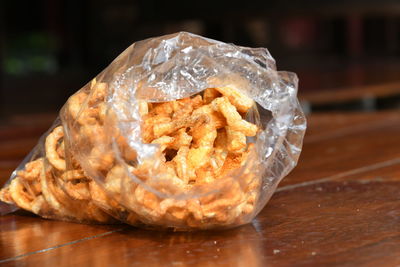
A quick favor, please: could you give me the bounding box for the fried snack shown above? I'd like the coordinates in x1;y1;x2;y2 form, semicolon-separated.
108;85;261;228
211;96;258;136
214;86;254;113
0;32;307;230
0;124;115;223
45;126;66;171
0;81;263;229
225;126;246;152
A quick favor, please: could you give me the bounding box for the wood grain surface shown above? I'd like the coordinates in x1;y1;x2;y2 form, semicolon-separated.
300;81;400;105
1;110;400;266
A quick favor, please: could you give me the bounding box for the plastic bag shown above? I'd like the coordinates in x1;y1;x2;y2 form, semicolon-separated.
0;32;306;230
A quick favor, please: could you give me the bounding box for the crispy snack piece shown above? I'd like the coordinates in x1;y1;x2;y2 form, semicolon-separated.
0;186;13;204
173;146;192;182
67;91;89;123
211;97;258;136
153;113;208;138
88;79;108;105
0;126;115;223
61;169;85;181
172;95;203;119
9;177;41;212
17;158;45;181
170;129;192;150
188;122;217;169
214;86;254;113
203;88;221;104
225;126;246;152
191;104;226;129
45;126;66;171
151;136;175;152
1;158;46;212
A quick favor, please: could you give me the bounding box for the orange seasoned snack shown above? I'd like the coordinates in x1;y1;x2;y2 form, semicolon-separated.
0;81;262;229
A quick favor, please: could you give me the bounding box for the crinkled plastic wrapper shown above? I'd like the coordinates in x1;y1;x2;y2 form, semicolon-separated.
0;32;306;230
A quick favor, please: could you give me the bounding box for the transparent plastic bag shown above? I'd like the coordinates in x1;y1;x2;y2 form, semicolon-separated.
0;32;306;230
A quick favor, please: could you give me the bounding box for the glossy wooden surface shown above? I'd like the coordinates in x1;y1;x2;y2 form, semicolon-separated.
1;111;400;266
300;81;400;106
298;63;400;103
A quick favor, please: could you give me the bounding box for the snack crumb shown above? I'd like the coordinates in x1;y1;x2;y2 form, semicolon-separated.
273;249;280;254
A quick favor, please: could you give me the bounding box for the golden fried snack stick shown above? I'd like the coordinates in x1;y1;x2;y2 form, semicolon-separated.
153;113;208;138
67;91;88;123
0;186;13;204
138;100;149;116
225;126;246;152
210;131;228;174
88;80;107;105
63;181;91;201
141;115;171;143
203;88;221;104
172;146;192;182
151;136;175;152
188;122;217;170
191;104;226;129
214;86;254;113
211;97;258;136
169;129;192;150
9;178;37;212
45;126;66;171
171;95;203;119
61;169;85;181
17;158;45;181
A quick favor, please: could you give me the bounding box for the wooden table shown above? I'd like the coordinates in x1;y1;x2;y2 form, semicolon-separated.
297;63;400;112
300;81;400;112
1;110;400;266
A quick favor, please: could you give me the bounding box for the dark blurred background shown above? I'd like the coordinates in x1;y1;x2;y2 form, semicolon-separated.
1;0;400;119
